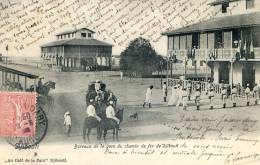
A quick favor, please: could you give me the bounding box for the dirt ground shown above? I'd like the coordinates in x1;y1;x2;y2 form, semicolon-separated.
1;64;260;144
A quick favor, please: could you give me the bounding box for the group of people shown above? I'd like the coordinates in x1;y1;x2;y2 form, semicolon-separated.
166;81;197;110
142;79;260;111
86;99;120;125
63;80;120;137
87;80;120;126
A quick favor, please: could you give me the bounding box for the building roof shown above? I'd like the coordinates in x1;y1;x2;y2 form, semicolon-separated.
208;0;241;6
41;38;113;47
162;12;260;36
0;65;39;79
55;28;96;36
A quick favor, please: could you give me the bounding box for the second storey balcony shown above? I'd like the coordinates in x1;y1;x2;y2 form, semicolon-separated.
168;47;260;62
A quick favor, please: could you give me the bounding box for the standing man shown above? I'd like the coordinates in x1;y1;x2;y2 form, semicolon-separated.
162;82;167;102
209;87;214;110
143;85;153;108
86;99;101;122
220;80;225;93
221;86;227;108
195;86;201;110
106;101;120;128
187;80;192;101
245;84;251;106
120;71;123;80
253;83;258;105
182;87;188;110
176;84;182;107
63;111;72;137
231;85;238;107
206;80;211;95
237;83;241;96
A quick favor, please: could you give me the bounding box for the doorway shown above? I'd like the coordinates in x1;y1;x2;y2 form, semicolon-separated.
219;62;229;84
242;63;255;88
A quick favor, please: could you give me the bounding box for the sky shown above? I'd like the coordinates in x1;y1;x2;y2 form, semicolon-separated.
0;0;216;57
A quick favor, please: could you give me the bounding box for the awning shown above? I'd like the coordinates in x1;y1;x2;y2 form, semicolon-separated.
41;38;113;47
0;65;39;79
208;0;240;6
162;12;260;36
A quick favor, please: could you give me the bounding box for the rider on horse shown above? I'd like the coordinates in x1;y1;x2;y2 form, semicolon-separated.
86;99;101;122
106;100;120;129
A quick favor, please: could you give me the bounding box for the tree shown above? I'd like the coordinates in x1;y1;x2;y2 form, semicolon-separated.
120;37;166;77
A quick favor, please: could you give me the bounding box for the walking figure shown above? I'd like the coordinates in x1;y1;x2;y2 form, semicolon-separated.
221;86;227;108
64;111;72;137
195;87;201;110
245;84;251;106
237;83;241;96
206;80;211;95
176;84;182;107
182;87;188;110
143;85;153;108
231;85;238;107
253;83;258;105
187;80;192;101
162;82;167;102
209;87;214;110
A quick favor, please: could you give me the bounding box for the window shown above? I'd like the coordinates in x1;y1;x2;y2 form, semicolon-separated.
215;31;223;48
81;33;86;38
222;2;229;13
192;33;199;48
68;34;70;38
61;35;63;39
246;0;254;9
88;33;92;38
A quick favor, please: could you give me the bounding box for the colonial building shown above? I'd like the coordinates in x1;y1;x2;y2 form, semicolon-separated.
41;28;112;71
163;0;260;88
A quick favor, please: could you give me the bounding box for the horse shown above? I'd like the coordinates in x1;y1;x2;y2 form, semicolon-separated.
82;108;124;142
28;81;56;96
83;116;101;142
98;108;124;141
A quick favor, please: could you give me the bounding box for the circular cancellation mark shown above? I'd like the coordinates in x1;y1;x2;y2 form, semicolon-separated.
6;105;48;149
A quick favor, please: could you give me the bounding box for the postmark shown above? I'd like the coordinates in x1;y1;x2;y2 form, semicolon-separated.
6;105;48;149
0;92;36;137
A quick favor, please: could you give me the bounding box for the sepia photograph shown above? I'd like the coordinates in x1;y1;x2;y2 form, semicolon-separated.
0;0;259;164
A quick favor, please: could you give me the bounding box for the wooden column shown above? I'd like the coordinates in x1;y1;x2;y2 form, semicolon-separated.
34;79;36;92
24;77;27;90
1;71;4;86
13;74;15;82
79;46;81;70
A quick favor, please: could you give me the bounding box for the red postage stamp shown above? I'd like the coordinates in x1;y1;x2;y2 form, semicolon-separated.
0;92;36;137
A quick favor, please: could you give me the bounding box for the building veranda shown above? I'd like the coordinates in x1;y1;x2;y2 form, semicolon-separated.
41;28;113;72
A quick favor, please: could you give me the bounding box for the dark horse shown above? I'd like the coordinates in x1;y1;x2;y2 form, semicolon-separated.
98;108;124;141
28;81;56;96
83;116;101;142
83;108;124;142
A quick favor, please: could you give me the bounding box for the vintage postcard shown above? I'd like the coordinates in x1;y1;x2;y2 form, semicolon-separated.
0;0;260;164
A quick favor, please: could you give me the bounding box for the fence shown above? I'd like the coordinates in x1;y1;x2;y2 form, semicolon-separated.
167;78;230;94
